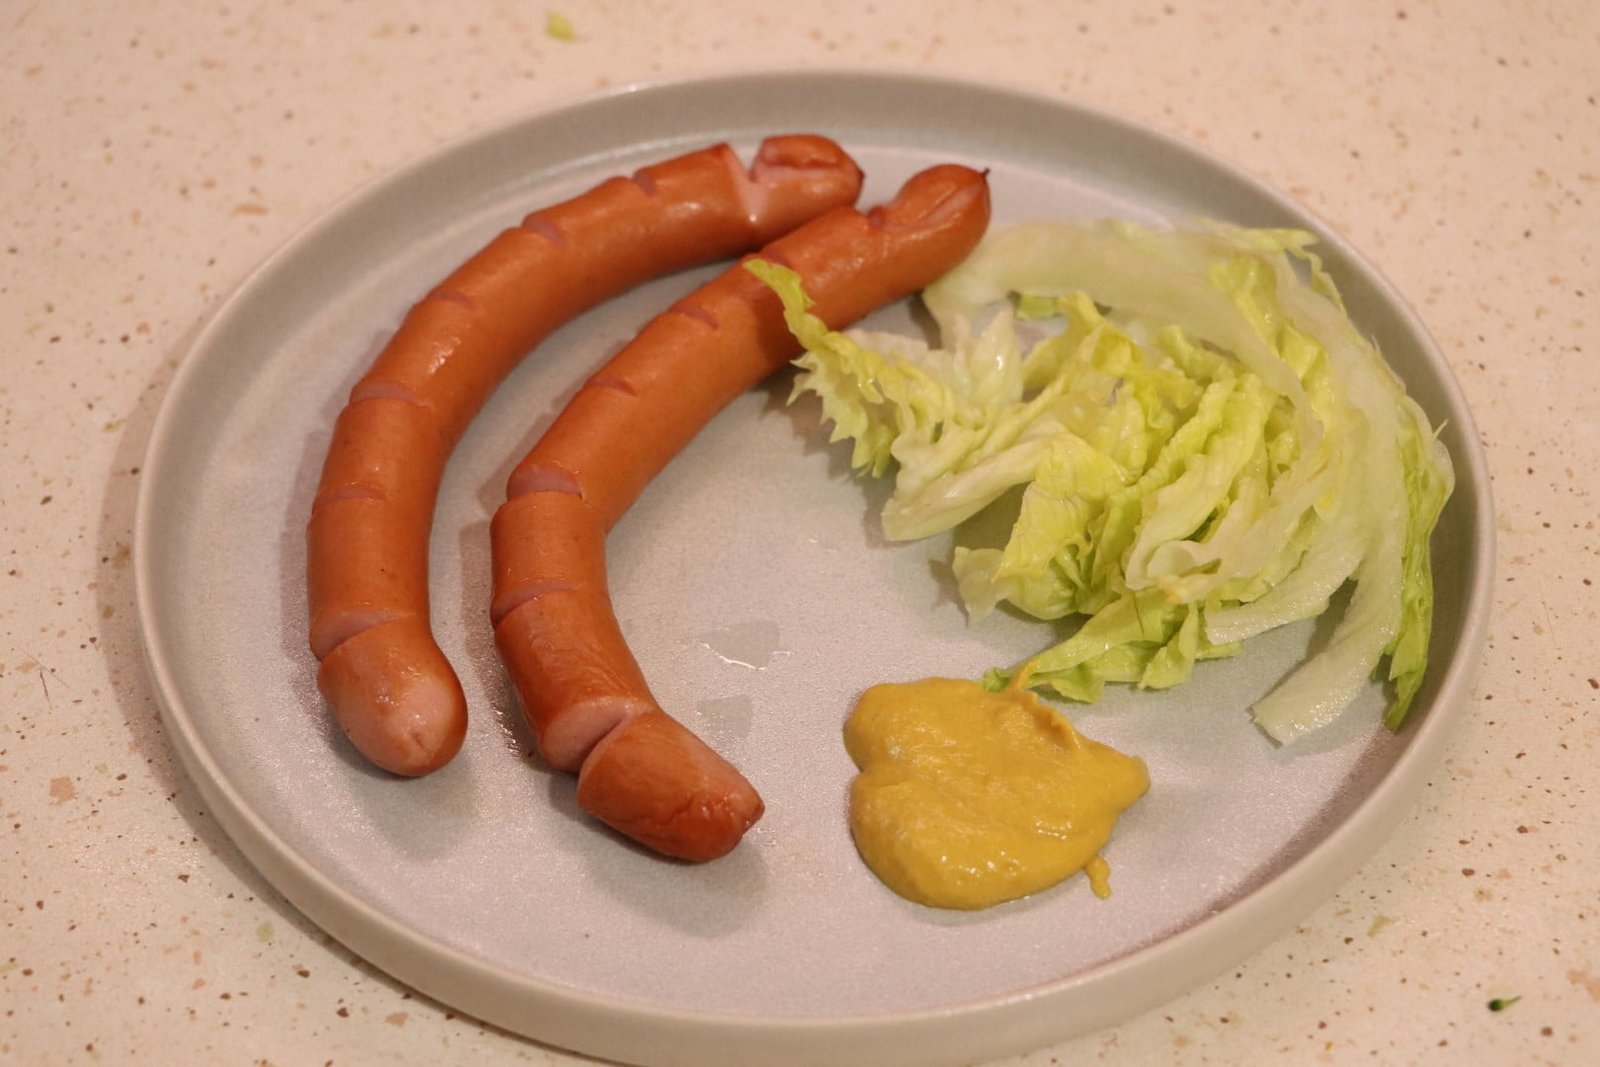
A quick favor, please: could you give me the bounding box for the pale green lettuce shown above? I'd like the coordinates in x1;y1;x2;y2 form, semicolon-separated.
746;220;1453;743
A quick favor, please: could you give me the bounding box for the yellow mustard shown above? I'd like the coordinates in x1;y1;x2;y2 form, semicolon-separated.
843;675;1148;910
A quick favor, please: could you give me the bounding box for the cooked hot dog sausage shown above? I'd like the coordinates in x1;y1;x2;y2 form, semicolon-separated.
308;137;864;777
492;164;992;859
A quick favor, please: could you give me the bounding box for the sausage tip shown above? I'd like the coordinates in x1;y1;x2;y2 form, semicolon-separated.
752;134;863;183
738;134;864;242
575;709;763;862
316;618;468;777
867;163;991;235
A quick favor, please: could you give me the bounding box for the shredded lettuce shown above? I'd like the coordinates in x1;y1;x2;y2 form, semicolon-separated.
747;219;1454;743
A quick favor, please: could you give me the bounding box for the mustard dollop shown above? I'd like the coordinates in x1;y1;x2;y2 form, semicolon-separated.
844;675;1148;910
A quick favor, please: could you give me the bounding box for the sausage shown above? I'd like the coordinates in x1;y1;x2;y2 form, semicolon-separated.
307;137;865;777
491;164;992;859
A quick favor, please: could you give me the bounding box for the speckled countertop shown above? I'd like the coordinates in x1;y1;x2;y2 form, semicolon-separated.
4;1;1597;1064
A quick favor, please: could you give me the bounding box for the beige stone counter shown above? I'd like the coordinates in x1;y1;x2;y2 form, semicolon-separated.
4;1;1596;1063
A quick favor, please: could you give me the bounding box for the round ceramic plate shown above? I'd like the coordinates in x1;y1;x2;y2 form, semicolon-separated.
134;71;1493;1067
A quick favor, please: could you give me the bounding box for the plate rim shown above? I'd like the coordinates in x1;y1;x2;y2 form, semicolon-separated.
132;67;1496;1067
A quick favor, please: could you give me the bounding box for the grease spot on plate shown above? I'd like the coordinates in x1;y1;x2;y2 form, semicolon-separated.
695;619;785;669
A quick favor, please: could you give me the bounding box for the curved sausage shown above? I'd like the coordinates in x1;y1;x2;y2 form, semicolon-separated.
491;164;993;859
308;137;864;777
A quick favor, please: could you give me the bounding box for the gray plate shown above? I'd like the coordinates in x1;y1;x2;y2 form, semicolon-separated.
134;71;1494;1067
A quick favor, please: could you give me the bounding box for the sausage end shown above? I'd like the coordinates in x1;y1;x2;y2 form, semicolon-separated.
316;618;467;776
739;134;864;243
866;163;991;236
575;708;763;862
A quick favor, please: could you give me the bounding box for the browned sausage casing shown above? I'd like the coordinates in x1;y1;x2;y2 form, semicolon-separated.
492;164;993;860
308;137;864;777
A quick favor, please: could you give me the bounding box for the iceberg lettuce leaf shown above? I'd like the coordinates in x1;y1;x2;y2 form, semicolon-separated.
747;221;1453;743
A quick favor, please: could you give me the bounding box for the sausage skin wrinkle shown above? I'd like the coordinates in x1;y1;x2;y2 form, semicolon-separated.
493;164;993;861
308;137;864;777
